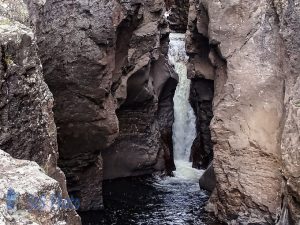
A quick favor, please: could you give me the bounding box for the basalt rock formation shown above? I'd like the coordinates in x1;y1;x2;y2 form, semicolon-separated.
186;1;214;170
187;0;300;224
0;0;69;199
1;0;299;224
189;78;214;169
24;0;177;211
0;150;81;225
275;1;300;224
0;1;80;223
165;0;190;33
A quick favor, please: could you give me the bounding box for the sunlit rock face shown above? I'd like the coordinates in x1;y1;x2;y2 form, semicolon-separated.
187;0;300;224
0;150;81;225
187;0;285;224
275;1;300;224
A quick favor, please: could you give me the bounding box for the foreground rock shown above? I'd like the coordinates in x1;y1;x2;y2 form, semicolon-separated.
275;1;300;224
0;150;81;225
0;1;68;197
188;0;285;224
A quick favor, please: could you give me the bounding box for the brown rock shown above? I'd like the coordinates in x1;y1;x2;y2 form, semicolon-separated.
275;0;300;224
0;5;69;198
189;0;285;224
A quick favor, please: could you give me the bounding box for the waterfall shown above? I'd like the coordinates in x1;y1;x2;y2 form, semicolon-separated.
168;33;200;181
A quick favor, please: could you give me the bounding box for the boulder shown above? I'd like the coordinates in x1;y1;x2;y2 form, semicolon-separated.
199;162;216;192
0;150;81;225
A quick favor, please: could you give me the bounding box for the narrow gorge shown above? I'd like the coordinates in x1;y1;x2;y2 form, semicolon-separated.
0;0;299;225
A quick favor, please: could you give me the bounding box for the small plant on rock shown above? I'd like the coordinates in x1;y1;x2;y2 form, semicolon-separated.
294;100;300;107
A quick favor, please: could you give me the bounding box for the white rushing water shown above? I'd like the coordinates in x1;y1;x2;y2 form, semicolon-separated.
168;33;202;182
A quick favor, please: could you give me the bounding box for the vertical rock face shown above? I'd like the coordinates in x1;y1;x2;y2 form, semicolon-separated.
29;0;176;209
188;0;286;224
32;0;120;210
0;0;68;198
165;0;190;33
102;2;177;180
189;78;214;169
0;2;80;224
186;0;214;170
0;150;81;225
275;1;300;224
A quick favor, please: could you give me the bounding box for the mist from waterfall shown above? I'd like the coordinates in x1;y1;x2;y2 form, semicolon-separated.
168;33;200;181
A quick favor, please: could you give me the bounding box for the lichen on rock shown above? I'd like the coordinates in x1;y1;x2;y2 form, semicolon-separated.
0;150;81;225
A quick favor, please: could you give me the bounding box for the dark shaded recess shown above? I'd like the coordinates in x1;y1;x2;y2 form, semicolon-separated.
102;61;164;179
165;0;190;33
157;77;177;174
111;6;142;96
189;78;214;169
1;45;8;72
123;64;154;107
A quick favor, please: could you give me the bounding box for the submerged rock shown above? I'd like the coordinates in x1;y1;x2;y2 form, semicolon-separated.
199;162;216;192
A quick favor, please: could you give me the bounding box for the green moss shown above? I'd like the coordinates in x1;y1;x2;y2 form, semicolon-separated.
4;55;13;66
0;18;11;26
294;101;300;107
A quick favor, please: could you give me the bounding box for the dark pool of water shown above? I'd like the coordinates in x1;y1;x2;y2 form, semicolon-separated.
79;175;220;225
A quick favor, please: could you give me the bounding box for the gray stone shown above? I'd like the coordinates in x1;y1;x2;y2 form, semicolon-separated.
0;150;81;225
199;162;216;192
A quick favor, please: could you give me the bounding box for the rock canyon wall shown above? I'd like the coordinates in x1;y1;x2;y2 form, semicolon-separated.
23;0;177;211
0;0;80;223
186;0;300;224
0;0;299;224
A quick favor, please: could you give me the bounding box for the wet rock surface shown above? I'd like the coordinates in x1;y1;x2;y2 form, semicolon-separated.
199;163;216;193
